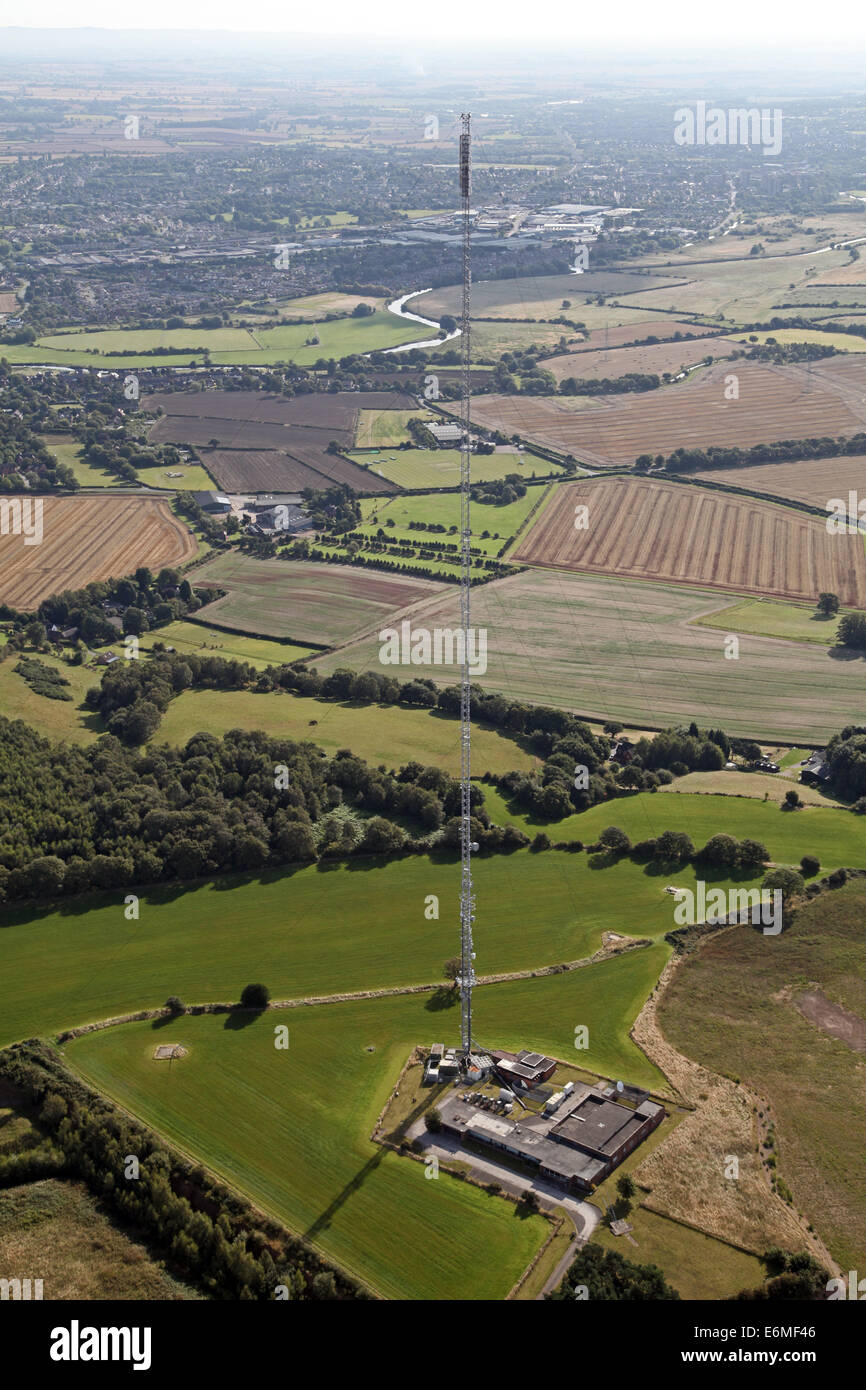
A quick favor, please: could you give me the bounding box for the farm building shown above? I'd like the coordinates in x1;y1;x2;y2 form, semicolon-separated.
426;421;463;447
250;504;310;536
192;491;232;514
437;1081;664;1193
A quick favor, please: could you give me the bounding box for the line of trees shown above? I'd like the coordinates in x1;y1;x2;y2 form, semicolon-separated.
0;712;529;908
644;430;866;474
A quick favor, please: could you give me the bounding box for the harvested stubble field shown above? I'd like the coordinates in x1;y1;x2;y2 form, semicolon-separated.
318;568;866;742
574;320;723;350
191;552;446;645
416;271;682;321
617;248;855;321
459;359;866;469
510;476;866;606
144;389;409;494
0;496;196;608
810;257;866;286
693;453;866;509
542;335;729;383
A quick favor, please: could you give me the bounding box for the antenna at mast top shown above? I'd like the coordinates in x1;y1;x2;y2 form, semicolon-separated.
460;122;471;198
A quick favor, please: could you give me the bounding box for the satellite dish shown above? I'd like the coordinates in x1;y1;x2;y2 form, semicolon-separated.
616;1080;624;1092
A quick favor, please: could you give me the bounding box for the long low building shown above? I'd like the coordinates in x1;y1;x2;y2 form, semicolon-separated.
438;1081;664;1193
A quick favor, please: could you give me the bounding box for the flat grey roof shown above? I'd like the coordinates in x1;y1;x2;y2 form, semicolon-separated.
552;1095;644;1157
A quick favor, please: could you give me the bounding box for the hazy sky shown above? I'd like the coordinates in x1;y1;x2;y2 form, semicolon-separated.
5;1;866;47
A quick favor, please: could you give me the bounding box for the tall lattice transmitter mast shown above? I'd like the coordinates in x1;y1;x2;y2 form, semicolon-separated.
457;113;476;1064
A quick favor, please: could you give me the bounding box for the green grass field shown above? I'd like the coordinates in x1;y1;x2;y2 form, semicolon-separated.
659;880;866;1271
139;620;315;669
133;460;218;492
38;435;124;488
620;250;856;323
357;488;543;557
65;1003;548;1300
0;649;102;744
354;408;416;447
0;849;679;1052
155;687;536;776
725;328;866;352
3;311;424;368
696;597;848;645
353;447;558;489
483;786;865;869
592;1209;765;1300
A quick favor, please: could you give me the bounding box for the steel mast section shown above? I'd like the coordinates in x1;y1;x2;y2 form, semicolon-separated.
458;113;476;1062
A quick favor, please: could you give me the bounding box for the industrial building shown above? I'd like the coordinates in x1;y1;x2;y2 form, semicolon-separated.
489;1048;557;1089
436;1078;664;1193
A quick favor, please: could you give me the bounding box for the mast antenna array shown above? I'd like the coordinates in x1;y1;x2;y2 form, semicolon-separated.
458;113;476;1061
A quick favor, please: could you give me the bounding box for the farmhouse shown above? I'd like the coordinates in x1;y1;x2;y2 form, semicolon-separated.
437;1080;664;1193
801;750;831;783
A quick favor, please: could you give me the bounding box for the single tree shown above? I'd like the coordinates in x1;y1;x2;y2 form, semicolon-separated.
240;982;270;1010
817;591;839;617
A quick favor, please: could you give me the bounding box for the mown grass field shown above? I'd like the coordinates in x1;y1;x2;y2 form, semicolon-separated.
696;597;849;645
65;1003;549;1301
358;487;544;556
482;786;865;869
591;1208;765;1300
658;880;866;1271
0;649;102;744
38;434;123;488
155;688;536;776
354;408;416;447
3;311;423;368
139;620;314;669
132;459;218;492
353;447;557;489
0;850;677;1051
316;568;866;743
